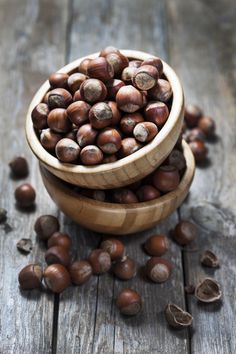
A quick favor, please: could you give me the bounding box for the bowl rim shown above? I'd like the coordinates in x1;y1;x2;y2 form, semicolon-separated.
26;49;184;176
40;140;195;211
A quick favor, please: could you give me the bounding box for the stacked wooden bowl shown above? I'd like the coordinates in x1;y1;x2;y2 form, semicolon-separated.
26;50;195;234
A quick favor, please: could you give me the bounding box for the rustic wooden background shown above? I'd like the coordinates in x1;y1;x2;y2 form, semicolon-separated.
0;0;236;353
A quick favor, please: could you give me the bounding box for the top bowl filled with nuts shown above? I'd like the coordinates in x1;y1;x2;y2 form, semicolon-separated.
26;48;184;189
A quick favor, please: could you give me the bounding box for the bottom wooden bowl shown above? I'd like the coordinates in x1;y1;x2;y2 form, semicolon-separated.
40;141;195;235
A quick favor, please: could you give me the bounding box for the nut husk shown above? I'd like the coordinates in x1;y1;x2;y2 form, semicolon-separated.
17;238;33;254
195;278;222;303
200;250;220;268
165;303;193;329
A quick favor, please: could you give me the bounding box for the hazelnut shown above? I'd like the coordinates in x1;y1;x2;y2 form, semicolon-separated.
88;249;111;274
47;108;72;133
89;102;113;129
119;138;142;157
45;245;71;267
0;208;7;223
132;65;159;90
121;66;137;84
100;46;120;57
92;190;107;202
80;78;107;103
9;156;29;178
40;128;62;151
165;149;186;171
67;73;87;93
173;220;197;246
87;57;114;82
133;122;158;142
141;57;163;75
198;116;216;137
145;257;172;283
69;260;92;285
152;165;180;192
48;88;72;109
120;113;144;136
105;52;129;76
49;73;69;89
48;232;72;250
34;215;60;241
116;288;142;316
129;60;142;68
64;129;78;141
102;154;118;164
112;256;136;280
97;128;122;154
136;185;161;202
116;85;143;112
148;79;172;102
106;79;125;100
14;183;36;208
66;101;90;126
31;103;49;130
76;124;98;147
112;188;138;203
184;128;205;143
55;138;80;163
144;234;169;256
107;101;121;125
78;58;92;75
73;89;82;102
18;264;43;290
44;264;71;293
80;145;103;165
184;104;202;128
189;140;208;161
100;238;125;260
145;101;169;126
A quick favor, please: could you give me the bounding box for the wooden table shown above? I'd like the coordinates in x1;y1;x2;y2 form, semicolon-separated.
0;1;235;353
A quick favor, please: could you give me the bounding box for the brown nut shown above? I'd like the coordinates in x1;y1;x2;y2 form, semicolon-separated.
136;185;161;202
55;138;80;162
120;113;144;136
76;124;98;147
44;264;71;293
119;138;142;157
152;165;180;192
47;232;72;250
116;85;143;113
198;116;216;137
200;250;220;268
112;256;136;280
121;66;138;84
78;58;92;75
88;249;111;274
49;73;69;89
48;88;72;110
9;157;29;178
40;128;62;151
189;140;208;162
64;129;78;141
148;79;172;102
184;104;203;128
87;57;114;82
31;103;49;130
145;257;172;283
173;220;197;246
69;260;93;285
105;52;129;76
34;215;60;241
144;234;169;256
133;122;158;142
102;154;118;164
80;145;103;165
14;183;36;208
80;79;107;103
73;90;82;102
66;101;91;126
107;101;121;126
47;108;72;133
132;65;159;90
129;60;142;68
45;245;71;267
97;128;122;154
141;57;163;75
165;149;186;171
165;303;193;328
18;264;43;290
145;101;169;126
112;188;138;203
106;79;125;100
89;102;113;129
195;278;222;303
67;73;87;93
116;288;142;316
184;128;206;143
100;238;125;260
99;46;120;57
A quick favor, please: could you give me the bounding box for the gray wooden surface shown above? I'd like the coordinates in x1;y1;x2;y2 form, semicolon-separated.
0;0;235;353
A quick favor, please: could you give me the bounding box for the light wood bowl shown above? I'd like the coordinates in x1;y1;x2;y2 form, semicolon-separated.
40;140;195;235
26;50;184;189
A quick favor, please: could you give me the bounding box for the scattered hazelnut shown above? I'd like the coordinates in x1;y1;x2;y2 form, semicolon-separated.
9;157;29;178
80;145;103;165
49;73;69;89
66;101;91;126
144;235;169;256
55;138;80;162
18;264;43;290
97;128;122;154
184;104;202;128
80;78;107;103
44;264;71;293
100;238;125;260
173;220;197;246
136;185;161;202
40;128;62;151
189;140;208;161
76;124;98;147
89;102;113;129
31;103;49;130
112;188;138;203
145;257;172;283
67;73;87;93
47;232;72;250
88;249;111;274
165;303;193;328
145;101;169;126
133;122;158;142
116;288;142;316
198;116;216;137
34;215;60;241
48;88;72;110
120;113;144;135
14;183;36;208
69;260;93;285
132;65;159;90
119;138;142;157
87;57;114;82
184;128;205;143
152;165;180;192
116;85;143;113
112;256;136;280
47;108;72;133
45;245;71;267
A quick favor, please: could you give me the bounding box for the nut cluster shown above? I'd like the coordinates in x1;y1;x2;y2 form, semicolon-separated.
31;46;172;166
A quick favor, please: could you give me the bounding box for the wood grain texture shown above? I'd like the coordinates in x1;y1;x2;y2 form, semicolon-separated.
0;0;68;353
167;0;236;353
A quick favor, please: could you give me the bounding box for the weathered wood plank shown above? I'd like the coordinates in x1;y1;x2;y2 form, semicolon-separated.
167;0;236;353
57;1;188;353
0;1;68;353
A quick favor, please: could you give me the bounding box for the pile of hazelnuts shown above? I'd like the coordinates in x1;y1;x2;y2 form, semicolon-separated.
18;214;197;317
183;104;216;163
31;46;172;165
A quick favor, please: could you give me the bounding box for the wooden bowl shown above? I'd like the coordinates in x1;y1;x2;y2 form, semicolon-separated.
26;50;184;190
40;140;195;235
